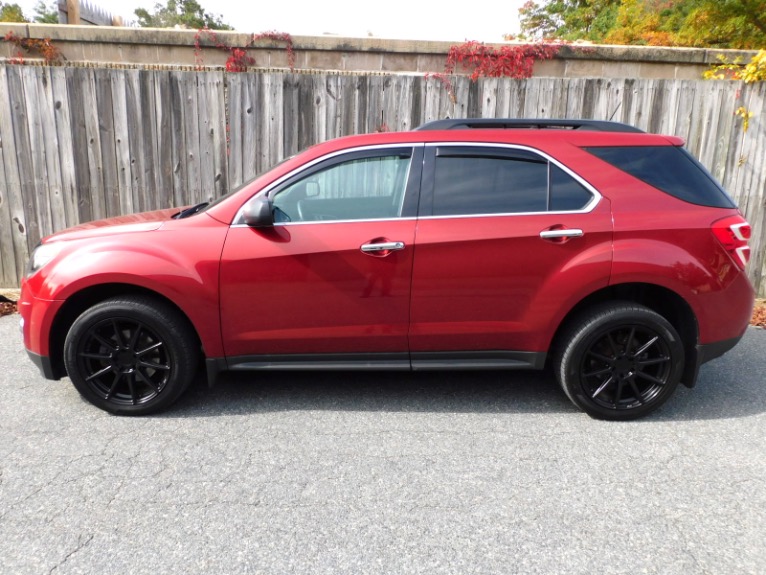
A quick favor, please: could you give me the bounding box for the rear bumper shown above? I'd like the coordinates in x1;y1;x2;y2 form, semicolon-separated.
682;331;747;389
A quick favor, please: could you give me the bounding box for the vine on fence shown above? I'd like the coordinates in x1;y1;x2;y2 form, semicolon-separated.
194;27;294;72
424;72;457;103
444;41;560;80
3;32;62;64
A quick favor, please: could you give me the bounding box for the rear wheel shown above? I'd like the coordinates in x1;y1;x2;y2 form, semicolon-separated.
64;296;198;415
554;302;684;420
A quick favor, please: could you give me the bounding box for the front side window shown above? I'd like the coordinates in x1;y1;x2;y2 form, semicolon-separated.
271;152;412;223
430;147;594;217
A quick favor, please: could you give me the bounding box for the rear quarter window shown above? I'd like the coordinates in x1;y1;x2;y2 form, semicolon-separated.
585;146;736;208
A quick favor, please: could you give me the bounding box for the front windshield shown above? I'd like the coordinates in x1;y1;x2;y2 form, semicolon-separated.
199;154;297;214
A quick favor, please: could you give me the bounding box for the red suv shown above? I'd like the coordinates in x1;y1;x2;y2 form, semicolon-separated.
19;119;754;420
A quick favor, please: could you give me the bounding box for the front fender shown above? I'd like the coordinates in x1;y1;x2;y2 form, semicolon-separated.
26;220;229;358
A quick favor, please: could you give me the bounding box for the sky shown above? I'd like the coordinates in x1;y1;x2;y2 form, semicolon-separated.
17;0;525;42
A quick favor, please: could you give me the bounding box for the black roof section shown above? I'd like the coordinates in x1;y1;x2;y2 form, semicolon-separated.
415;118;644;133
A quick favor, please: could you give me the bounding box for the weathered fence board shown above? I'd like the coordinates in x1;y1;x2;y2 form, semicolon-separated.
0;66;765;297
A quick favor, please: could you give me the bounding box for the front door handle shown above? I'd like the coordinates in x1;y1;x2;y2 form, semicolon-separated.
540;225;584;245
360;241;405;253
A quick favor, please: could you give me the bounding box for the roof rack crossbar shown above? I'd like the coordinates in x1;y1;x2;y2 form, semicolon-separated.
415;118;644;133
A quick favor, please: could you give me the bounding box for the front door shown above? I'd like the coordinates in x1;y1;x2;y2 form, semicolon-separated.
220;146;422;364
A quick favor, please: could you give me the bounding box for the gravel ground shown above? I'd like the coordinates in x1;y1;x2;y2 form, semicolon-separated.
1;314;765;574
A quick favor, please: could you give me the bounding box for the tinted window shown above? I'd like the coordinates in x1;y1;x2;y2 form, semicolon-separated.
433;155;548;216
272;154;411;222
550;165;593;211
585;146;736;208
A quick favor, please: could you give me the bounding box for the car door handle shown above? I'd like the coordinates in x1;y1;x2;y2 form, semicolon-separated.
360;241;405;253
539;229;584;239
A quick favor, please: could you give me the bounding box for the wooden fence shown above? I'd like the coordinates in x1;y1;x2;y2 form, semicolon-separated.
1;65;765;296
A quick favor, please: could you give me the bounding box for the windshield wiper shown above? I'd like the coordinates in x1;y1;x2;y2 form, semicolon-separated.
173;202;209;219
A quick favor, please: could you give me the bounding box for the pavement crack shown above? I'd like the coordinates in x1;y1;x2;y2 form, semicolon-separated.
49;533;94;574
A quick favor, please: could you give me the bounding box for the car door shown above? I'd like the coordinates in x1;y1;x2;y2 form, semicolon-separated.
219;145;423;366
409;144;613;367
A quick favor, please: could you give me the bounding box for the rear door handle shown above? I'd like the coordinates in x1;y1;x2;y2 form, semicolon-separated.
360;241;405;253
539;229;584;240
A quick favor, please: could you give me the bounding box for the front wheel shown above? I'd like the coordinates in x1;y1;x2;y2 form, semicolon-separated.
64;296;199;415
554;302;685;420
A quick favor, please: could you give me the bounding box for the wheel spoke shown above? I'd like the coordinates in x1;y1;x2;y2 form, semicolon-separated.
111;320;125;347
128;325;142;351
628;379;645;404
85;364;114;382
606;333;620;356
613;379;627;404
136;341;163;356
127;376;138;405
79;352;112;361
635;371;666;386
587;350;615;364
135;369;161;394
632;336;659;358
93;333;118;352
583;366;612;378
105;372;122;400
591;375;615;398
139;360;170;371
637;356;670;367
624;326;636;353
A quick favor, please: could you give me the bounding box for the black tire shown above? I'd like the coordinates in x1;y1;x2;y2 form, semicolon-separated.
64;295;199;415
553;302;684;421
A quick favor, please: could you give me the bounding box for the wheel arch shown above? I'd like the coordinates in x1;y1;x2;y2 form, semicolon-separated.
550;282;699;388
47;283;204;380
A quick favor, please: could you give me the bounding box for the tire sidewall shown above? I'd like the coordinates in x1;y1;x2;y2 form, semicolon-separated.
560;306;685;421
64;297;197;415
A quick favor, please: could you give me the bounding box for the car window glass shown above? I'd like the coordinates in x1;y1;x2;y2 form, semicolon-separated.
549;165;593;211
272;155;411;223
585;146;735;209
433;155;548;216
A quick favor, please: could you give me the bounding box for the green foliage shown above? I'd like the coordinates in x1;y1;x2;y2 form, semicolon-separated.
33;0;58;24
0;2;27;22
518;0;766;48
519;0;620;41
135;0;233;30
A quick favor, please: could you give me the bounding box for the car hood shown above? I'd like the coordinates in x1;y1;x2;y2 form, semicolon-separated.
43;208;179;243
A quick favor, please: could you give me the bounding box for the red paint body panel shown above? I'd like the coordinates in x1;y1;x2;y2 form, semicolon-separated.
20;213;229;358
409;201;614;352
220;221;416;356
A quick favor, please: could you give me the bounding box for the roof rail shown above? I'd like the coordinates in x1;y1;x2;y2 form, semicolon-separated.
415;118;645;133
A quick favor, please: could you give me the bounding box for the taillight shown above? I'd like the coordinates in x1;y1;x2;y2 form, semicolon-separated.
712;215;751;270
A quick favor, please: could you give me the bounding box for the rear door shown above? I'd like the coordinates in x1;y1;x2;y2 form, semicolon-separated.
409;144;613;367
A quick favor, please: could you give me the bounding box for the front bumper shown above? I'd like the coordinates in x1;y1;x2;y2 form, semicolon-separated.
26;348;61;380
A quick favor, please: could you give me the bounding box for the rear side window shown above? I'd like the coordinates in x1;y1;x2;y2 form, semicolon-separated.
430;147;595;217
585;146;735;208
433;155;548;216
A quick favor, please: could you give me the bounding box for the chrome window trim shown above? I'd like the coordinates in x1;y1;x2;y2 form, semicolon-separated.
425;142;602;217
232;141;603;227
232;143;422;226
231;217;418;228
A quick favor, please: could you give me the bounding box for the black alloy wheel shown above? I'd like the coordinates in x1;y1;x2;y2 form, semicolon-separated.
64;296;198;415
555;302;684;420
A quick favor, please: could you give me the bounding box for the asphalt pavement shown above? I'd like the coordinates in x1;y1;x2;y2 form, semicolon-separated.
1;314;764;574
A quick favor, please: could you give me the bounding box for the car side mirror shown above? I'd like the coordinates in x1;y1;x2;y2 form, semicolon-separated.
243;197;274;228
